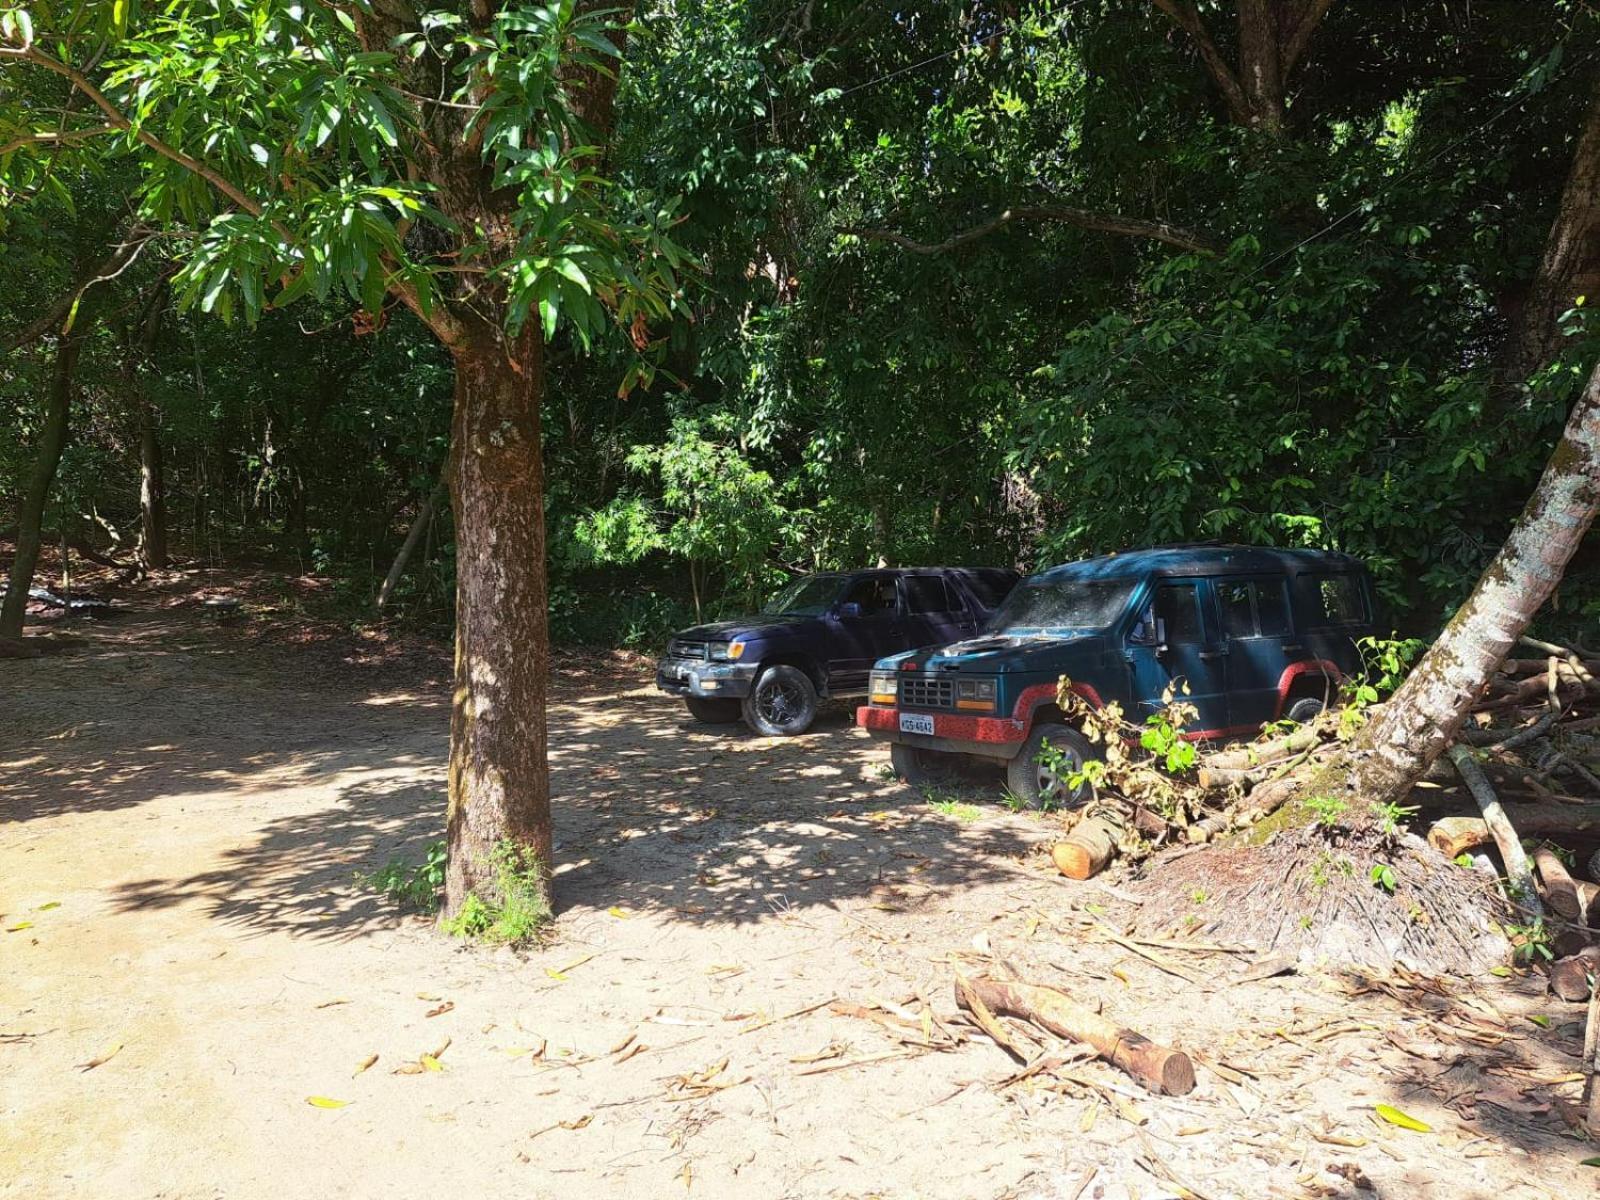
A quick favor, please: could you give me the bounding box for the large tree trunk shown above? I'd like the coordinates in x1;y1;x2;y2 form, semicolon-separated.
442;327;552;916
1343;357;1600;801
1509;72;1600;385
2;335;82;639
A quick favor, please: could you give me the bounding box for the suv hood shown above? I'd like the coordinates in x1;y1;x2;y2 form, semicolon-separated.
669;614;812;643
882;631;1106;673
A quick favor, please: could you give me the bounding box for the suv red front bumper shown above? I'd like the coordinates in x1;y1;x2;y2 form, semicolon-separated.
856;704;1027;747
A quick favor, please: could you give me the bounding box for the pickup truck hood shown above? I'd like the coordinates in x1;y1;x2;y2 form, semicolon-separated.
669;614;811;642
883;632;1105;673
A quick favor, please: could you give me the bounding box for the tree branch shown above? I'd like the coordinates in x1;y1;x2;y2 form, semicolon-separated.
0;125;116;157
847;204;1220;257
1281;0;1336;78
0;228;155;355
3;36;470;350
1150;0;1252;127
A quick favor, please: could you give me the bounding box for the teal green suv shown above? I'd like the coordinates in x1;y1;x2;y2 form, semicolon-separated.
857;545;1376;806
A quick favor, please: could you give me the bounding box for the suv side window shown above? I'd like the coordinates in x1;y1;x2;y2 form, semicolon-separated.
903;575;956;614
1307;573;1366;626
842;574;898;616
1218;577;1292;639
1154;583;1205;643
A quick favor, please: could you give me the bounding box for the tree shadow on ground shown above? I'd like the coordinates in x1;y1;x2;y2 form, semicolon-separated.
105;689;1045;940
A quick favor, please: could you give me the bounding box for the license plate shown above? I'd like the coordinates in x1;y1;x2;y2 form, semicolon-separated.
899;712;935;736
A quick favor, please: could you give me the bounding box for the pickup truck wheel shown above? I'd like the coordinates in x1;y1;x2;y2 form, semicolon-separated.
742;665;818;736
684;697;741;724
1006;723;1096;810
1285;696;1326;724
890;743;958;786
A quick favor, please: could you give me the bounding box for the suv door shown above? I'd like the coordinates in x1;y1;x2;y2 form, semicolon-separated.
902;573;977;647
825;572;906;691
1125;579;1231;735
1216;575;1303;727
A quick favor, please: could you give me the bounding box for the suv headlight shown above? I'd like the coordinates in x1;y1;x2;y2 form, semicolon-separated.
956;678;997;711
707;640;745;662
869;670;898;705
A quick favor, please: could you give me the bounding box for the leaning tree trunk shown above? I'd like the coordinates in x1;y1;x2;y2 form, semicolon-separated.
1508;71;1600;385
1343;356;1600;802
2;335;82;640
442;325;552;916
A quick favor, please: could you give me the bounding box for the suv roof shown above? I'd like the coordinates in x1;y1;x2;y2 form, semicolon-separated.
1035;545;1364;584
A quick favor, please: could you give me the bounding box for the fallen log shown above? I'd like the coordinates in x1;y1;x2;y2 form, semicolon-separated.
1051;817;1120;881
1448;745;1544;919
952;974;1195;1095
1426;803;1600;858
1550;951;1598;1002
1535;847;1585;921
1201;724;1326;774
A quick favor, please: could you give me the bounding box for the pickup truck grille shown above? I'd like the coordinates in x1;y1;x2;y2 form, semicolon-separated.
667;640;707;660
899;676;954;709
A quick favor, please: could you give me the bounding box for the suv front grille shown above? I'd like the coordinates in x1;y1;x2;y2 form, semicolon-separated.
668;640;707;660
899;676;954;709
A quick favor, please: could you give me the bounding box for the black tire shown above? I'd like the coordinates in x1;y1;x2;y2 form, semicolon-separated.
1005;723;1097;810
742;665;819;736
1285;696;1326;724
890;742;960;786
685;696;742;724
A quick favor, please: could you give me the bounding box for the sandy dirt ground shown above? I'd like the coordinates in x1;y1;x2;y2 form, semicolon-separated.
2;576;1595;1199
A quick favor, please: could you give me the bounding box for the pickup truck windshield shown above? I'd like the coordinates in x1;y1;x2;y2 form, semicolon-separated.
988;579;1135;634
763;574;845;616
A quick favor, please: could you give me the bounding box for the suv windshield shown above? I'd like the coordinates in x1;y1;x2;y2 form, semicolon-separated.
763;574;844;616
987;579;1135;634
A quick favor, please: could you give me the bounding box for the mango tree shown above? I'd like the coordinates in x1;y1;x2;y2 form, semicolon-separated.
0;1;682;915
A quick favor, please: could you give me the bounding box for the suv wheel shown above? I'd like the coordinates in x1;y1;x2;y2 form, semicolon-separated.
890;742;958;786
685;697;741;724
1006;723;1096;810
742;665;819;736
1285;696;1326;724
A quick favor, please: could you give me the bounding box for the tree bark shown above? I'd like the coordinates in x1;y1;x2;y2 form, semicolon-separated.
1509;72;1600;385
1;335;82;639
1344;358;1600;802
442;327;552;916
137;397;168;569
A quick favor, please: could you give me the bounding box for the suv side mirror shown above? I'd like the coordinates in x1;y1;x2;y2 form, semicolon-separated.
838;601;862;618
1130;614;1166;648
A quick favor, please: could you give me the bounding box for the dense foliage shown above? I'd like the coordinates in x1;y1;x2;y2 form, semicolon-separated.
4;0;1598;645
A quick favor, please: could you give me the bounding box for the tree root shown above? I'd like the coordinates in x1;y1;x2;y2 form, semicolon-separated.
1128;823;1512;975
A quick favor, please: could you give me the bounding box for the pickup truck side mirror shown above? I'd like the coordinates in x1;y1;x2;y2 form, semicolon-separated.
838;601;863;618
1129;614;1166;649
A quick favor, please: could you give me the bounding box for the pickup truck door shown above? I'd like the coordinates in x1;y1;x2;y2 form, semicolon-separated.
1217;575;1308;727
824;573;906;690
1124;579;1232;737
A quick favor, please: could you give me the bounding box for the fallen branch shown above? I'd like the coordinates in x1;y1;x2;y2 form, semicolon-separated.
1446;744;1544;919
1425;803;1600;857
952;973;1195;1095
1051;816;1119;881
1534;846;1586;921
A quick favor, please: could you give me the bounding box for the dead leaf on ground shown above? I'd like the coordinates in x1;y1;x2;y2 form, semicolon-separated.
76;1043;123;1071
425;1001;454;1018
314;998;350;1009
353;1054;379;1077
305;1096;350;1109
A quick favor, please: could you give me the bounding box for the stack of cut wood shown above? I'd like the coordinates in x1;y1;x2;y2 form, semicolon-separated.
1051;635;1600;957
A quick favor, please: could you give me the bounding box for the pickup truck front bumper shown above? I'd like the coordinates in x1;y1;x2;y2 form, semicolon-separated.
656;657;759;700
856;704;1028;760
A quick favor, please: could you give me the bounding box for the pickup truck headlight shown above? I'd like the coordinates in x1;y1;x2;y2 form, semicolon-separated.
708;641;745;662
869;670;898;706
956;678;997;711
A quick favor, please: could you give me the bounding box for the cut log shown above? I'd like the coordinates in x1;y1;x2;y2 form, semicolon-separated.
1051;817;1119;881
1534;846;1583;920
1586;961;1600;1135
1550;950;1598;1003
1427;805;1600;858
1447;744;1544;919
952;974;1195;1095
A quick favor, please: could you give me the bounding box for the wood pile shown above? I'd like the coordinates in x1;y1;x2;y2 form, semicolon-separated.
1050;635;1600;982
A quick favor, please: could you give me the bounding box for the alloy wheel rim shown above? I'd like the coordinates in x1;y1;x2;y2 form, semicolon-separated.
758;680;803;726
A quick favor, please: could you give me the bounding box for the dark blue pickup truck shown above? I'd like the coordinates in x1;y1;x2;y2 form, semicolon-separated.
658;568;1019;735
858;546;1377;805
